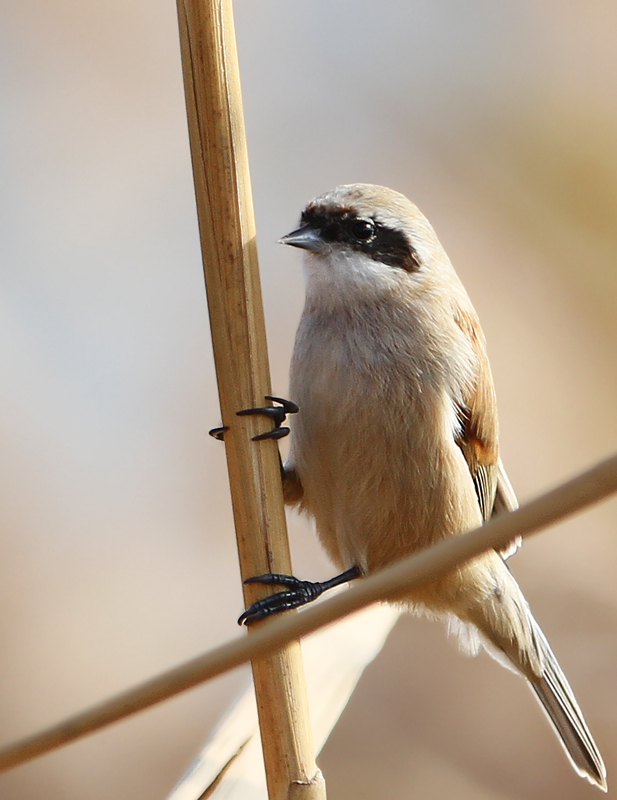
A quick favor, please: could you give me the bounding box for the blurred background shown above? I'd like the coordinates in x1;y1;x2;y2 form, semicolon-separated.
1;1;616;797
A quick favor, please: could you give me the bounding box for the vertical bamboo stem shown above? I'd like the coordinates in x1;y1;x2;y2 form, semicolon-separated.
175;1;325;798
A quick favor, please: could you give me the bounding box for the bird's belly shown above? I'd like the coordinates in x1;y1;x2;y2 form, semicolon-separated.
291;359;482;574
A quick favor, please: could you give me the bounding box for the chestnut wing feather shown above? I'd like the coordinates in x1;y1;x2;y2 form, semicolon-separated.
453;305;499;523
454;304;521;556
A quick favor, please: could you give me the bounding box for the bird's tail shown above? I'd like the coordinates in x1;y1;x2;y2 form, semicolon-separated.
458;556;607;790
528;623;607;791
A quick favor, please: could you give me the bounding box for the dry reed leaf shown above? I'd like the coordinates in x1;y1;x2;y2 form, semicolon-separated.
167;601;400;800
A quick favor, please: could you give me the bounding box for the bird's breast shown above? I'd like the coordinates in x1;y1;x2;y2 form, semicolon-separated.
288;305;481;572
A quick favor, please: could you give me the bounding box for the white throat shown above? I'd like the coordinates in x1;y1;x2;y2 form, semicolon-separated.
302;247;403;307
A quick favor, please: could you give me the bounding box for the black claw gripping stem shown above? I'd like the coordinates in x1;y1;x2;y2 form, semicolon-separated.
209;396;298;442
238;566;362;625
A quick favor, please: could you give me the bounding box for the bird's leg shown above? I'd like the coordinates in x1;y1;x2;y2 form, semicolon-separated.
238;566;362;626
210;395;314;621
208;396;298;442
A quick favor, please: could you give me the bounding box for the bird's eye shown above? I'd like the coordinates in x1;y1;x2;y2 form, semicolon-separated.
350;218;375;241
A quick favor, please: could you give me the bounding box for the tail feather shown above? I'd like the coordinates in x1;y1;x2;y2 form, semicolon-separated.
529;627;607;791
457;556;606;790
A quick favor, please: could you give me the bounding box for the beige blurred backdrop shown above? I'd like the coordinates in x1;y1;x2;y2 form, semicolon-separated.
1;1;616;798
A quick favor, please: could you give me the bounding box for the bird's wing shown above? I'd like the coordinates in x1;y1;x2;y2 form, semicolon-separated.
453;304;499;523
453;304;521;557
493;457;522;558
493;457;518;514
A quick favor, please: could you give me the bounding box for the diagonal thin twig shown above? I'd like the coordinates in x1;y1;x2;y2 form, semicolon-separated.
0;452;616;775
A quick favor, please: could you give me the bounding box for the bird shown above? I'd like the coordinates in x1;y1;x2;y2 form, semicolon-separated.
237;183;607;790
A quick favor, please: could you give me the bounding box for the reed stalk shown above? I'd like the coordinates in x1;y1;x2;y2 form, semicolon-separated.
175;1;324;797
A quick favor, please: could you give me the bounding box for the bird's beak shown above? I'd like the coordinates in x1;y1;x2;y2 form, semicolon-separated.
278;225;323;252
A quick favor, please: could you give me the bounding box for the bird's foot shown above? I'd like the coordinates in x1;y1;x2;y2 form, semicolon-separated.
238;566;362;625
237;396;298;441
209;396;298;442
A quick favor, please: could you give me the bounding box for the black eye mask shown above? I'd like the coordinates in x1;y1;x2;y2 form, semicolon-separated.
301;206;421;272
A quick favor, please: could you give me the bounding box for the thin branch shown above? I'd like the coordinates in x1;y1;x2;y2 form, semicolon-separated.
0;452;616;774
175;0;323;798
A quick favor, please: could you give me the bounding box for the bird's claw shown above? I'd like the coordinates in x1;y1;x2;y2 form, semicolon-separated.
238;573;325;625
210;397;298;442
208;426;229;441
238;397;298;441
237;566;362;626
